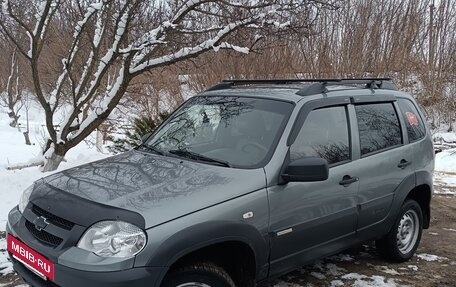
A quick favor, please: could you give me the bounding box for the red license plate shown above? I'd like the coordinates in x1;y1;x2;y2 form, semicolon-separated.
7;234;55;281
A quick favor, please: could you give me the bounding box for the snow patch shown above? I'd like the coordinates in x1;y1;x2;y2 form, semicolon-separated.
0;238;13;275
442;228;456;232
416;253;448;262
374;266;401;275
435;149;456;173
433;132;456;143
328;253;355;262
310;271;326;279
330;280;344;287
341;273;404;287
326;263;347;276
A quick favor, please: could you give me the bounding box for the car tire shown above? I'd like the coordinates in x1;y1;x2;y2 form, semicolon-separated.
376;199;423;262
162;262;236;287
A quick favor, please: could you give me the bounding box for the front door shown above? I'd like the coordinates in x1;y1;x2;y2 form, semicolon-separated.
268;104;359;276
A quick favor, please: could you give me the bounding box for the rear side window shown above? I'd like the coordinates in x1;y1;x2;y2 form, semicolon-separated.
355;103;402;156
290;106;350;165
397;99;426;142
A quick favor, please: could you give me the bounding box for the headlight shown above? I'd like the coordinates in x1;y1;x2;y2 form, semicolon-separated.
77;221;147;258
18;185;34;213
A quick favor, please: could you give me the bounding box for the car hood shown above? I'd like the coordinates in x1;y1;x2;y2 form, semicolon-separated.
40;150;266;228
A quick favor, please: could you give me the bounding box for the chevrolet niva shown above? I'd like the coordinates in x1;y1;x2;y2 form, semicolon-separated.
7;78;434;287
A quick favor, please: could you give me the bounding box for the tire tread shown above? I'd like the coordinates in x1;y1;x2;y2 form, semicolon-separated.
376;199;423;262
164;262;236;287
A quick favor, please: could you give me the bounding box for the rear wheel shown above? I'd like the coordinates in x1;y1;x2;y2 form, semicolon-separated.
162;262;236;287
376;199;423;262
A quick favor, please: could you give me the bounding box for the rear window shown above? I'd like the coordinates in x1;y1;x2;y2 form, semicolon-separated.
397;98;426;142
355;103;402;156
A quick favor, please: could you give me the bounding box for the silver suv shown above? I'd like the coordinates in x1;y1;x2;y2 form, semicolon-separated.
6;78;434;287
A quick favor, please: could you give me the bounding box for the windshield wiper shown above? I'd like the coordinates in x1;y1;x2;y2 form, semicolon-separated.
137;143;165;156
168;148;231;167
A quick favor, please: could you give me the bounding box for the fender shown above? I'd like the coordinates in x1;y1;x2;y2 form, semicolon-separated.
414;169;434;228
380;170;433;235
415;170;434;190
147;220;269;279
358;173;416;239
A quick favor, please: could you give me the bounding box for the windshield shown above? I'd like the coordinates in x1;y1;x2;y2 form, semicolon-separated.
145;96;294;168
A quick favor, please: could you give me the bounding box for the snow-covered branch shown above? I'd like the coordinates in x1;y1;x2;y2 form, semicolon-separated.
130;16;260;74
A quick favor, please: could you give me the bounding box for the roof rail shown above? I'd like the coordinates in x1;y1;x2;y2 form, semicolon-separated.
204;78;398;96
295;78;397;96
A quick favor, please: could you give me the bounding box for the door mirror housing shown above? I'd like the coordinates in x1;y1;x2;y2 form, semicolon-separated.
281;157;329;182
140;133;152;144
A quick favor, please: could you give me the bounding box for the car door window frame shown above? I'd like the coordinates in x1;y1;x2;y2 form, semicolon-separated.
352;99;405;158
287;97;353;168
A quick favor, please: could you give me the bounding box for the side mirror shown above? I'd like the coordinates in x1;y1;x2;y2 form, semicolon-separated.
140;132;152;144
281;157;329;183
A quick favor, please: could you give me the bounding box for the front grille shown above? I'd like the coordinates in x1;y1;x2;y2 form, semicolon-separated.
25;220;63;247
32;204;75;230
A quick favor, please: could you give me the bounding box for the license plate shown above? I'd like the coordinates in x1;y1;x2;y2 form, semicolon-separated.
7;234;55;281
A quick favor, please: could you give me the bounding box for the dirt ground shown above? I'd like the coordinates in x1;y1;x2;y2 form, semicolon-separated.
1;195;455;287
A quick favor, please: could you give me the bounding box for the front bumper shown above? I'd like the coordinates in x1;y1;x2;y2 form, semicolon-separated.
11;255;163;287
7;208;164;287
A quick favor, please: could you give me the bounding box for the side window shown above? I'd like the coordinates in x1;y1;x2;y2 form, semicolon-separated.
355;103;402;156
397;98;426;142
290;106;350;165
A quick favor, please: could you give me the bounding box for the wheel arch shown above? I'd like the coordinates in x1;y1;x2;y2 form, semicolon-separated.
382;171;432;235
149;220;269;286
405;184;432;229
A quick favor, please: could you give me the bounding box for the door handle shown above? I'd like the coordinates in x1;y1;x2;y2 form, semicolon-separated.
339;175;359;187
397;159;412;169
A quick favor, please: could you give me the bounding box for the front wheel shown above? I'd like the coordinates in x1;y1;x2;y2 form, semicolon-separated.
162;262;236;287
376;199;423;262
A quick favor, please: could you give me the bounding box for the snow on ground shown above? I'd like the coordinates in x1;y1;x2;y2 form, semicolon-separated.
416;253;448;262
0;239;13;276
272;255;414;287
433;148;456;195
0;107;107;231
340;273;402;287
435;148;456;173
433;132;456;145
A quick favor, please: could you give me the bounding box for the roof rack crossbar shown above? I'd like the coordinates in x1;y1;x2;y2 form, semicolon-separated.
204;78;398;95
296;78;397;96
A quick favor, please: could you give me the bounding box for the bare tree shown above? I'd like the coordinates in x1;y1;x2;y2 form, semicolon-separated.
21;91;32;145
0;0;334;171
0;47;23;127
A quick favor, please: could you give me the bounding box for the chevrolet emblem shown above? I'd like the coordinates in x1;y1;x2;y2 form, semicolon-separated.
33;216;49;231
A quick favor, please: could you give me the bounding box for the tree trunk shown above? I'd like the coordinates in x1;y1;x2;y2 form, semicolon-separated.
8;111;20;128
23;131;31;145
41;144;67;172
96;129;103;153
42;152;65;172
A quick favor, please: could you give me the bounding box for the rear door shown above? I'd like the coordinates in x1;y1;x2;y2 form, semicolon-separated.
350;99;415;236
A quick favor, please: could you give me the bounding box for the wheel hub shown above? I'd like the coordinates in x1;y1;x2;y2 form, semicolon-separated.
396;210;419;254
